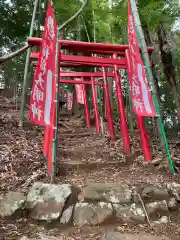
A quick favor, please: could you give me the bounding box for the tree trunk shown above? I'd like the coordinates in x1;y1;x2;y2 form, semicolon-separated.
172;85;180;118
157;24;180;122
78;0;93;119
0;45;29;64
142;24;166;150
142;24;161;101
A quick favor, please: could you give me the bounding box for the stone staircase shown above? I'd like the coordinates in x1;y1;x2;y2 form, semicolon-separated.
1;114;180;239
55;117;138;184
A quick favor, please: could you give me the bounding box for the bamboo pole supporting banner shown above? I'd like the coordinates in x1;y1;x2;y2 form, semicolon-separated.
102;67;115;141
19;0;39;126
81;77;91;128
91;76;100;133
113;53;130;152
52;29;60;176
130;0;175;173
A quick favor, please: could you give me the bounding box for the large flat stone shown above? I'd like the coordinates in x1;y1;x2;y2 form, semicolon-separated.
167;182;180;201
141;185;169;202
0;191;26;217
113;203;146;223
26;182;72;221
79;183;132;204
20;235;59;240
100;231;168;240
60;205;74;224
167;197;178;210
145;200;169;219
74;202;113;226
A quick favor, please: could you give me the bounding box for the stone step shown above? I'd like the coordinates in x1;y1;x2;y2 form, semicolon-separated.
100;232;168;240
2;181;179;240
57;151;130;164
57;144;108;153
57;160;128;172
20;232;168;240
60;127;90;133
58;132;93;138
57;148;108;158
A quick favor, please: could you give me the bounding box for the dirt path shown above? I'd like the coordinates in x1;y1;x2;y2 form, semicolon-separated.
0;109;180;239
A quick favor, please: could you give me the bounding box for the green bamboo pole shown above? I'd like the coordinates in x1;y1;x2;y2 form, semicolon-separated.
52;30;60;177
130;0;175;174
19;0;39;127
37;0;41;37
92;10;104;133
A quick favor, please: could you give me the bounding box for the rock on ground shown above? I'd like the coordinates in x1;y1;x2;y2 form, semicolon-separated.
153;216;169;225
145;200;169;219
20;235;59;240
141;185;169;201
167;182;180;201
74;202;113;226
113;203;146;223
78;183;132;204
60;205;74;224
100;231;168;240
26;182;72;221
167;197;178;210
0;191;26;217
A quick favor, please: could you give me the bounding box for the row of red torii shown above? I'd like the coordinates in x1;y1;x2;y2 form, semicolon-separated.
28;37;153;161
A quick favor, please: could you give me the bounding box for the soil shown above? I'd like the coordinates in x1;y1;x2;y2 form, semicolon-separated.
0;102;180;239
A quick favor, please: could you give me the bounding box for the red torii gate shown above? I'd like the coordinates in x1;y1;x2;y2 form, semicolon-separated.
30;52;127;68
28;37;153;54
29;37;153;160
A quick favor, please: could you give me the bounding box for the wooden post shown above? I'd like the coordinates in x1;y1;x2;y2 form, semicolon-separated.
102;67;115;141
91;76;100;132
113;53;130;152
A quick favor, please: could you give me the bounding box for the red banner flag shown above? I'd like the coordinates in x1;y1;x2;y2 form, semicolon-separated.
29;3;57;175
127;0;156;117
67;92;73;111
29;3;57;126
75;78;85;104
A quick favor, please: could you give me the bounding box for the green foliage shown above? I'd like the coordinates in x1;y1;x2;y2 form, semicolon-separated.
0;0;32;48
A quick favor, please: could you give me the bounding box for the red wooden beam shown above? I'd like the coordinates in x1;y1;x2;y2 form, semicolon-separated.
59;63;126;68
28;37;129;50
91;76;100;133
32;61;124;68
60;54;125;66
81;77;91;128
30;52;39;59
28;37;153;53
102;67;115;141
30;52;126;67
60;71;114;77
63;47;126;56
67;47;153;57
60;79;104;85
113;53;130;152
